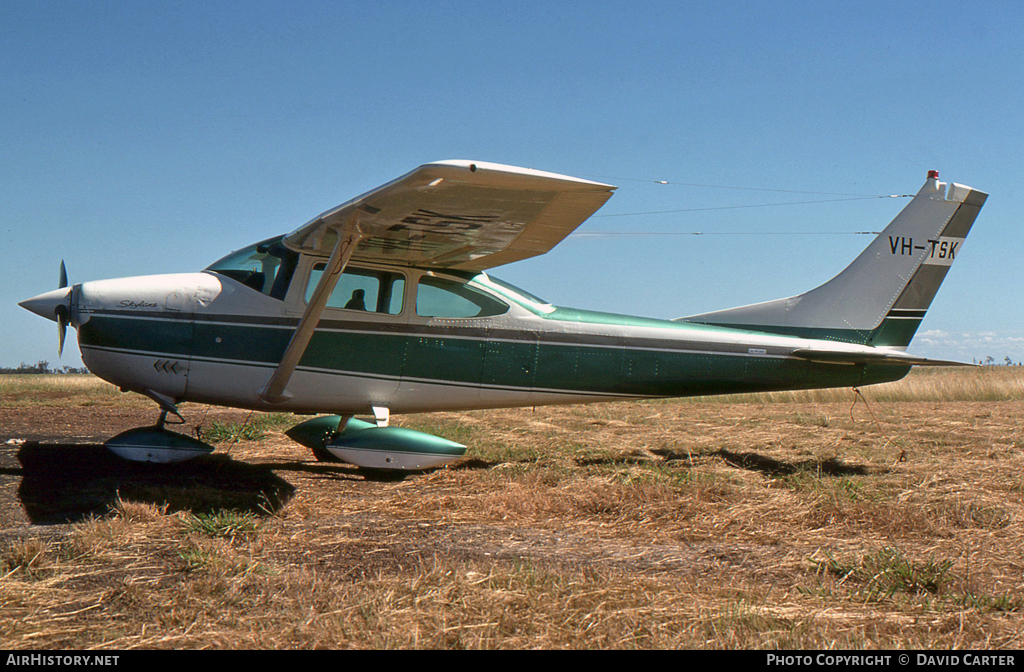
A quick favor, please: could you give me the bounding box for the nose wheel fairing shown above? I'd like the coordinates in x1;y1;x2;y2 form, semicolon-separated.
104;426;215;463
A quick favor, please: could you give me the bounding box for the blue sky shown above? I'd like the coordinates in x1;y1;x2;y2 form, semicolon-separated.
3;1;1022;368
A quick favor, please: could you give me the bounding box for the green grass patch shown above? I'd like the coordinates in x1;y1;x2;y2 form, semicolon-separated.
182;510;262;539
811;547;954;599
783;472;864;501
955;591;1024;613
198;413;294;443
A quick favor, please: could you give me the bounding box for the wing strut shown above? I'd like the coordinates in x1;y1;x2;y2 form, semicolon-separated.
259;223;364;404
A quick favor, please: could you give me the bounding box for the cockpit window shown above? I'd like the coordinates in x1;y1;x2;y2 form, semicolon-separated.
306;264;406;315
206;236;299;301
416;276;509;318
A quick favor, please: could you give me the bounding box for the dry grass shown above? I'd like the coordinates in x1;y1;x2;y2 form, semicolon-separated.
2;368;1024;648
0;374;137;408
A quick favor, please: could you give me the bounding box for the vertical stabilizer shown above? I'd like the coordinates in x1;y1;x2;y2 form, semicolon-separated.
678;172;987;347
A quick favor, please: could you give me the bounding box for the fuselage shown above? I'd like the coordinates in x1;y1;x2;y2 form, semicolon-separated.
66;237;909;415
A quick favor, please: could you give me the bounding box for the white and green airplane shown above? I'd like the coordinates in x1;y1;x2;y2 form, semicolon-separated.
19;161;986;470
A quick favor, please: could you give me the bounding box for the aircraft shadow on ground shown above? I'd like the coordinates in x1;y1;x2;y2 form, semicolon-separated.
16;442;297;524
713;449;872;478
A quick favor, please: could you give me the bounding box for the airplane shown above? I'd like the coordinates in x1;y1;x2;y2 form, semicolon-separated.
19;161;987;470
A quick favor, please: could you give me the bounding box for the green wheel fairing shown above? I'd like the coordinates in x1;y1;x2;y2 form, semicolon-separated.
285;415;375;453
286;415;466;470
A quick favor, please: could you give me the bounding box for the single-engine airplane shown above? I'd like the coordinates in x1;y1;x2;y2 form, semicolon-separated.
19;161;986;470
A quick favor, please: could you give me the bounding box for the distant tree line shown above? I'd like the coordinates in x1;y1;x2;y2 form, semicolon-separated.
0;361;90;374
973;356;1022;366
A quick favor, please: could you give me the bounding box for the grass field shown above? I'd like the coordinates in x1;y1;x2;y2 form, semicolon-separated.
1;368;1023;649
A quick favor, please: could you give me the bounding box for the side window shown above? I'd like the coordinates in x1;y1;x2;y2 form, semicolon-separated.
416;276;509;318
306;265;406;315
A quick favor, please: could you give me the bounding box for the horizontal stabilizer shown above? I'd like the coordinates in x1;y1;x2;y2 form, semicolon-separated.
791;348;974;367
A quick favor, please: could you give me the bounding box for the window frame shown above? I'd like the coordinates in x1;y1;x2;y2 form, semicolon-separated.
303;262;409;317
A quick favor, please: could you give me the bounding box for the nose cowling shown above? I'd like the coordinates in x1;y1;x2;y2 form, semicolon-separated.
20;285;76;356
19;286;72;323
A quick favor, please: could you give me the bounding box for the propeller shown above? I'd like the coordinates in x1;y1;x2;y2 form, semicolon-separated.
56;261;69;356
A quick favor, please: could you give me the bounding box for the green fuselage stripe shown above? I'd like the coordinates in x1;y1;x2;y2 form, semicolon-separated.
78;311;909;399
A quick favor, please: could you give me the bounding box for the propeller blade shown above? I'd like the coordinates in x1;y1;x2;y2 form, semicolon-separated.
57;261;69;357
57;308;68;357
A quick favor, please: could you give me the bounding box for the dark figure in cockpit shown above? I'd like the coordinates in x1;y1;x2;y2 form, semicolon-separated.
344;288;367;311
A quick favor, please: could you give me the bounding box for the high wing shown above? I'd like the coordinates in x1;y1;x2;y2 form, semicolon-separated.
262;160;614;403
282;160;616;270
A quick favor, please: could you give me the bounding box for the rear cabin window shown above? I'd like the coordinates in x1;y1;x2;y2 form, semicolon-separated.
306;264;406;315
416;276;509;318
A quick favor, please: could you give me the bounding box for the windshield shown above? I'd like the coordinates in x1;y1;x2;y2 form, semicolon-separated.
206;236;299;300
